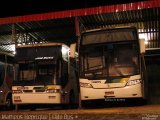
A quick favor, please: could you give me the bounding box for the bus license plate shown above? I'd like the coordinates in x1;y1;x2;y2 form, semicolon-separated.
105;91;114;95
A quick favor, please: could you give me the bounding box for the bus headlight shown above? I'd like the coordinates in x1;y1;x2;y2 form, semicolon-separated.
126;80;141;86
12;90;23;94
46;89;60;93
80;82;93;88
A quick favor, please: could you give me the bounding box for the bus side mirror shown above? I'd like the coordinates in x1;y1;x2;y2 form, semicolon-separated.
139;39;145;54
70;43;76;58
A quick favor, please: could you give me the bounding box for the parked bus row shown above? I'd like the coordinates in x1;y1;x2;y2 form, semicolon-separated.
0;26;147;110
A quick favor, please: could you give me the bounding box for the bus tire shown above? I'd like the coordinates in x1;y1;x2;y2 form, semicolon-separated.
69;91;77;109
5;94;13;110
30;106;36;111
15;104;18;111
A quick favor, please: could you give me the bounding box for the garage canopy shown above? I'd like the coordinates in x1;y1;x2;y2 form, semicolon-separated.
0;0;160;53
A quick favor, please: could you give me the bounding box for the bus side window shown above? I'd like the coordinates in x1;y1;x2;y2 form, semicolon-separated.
6;65;13;89
0;65;5;86
14;64;19;81
7;65;13;77
61;60;68;88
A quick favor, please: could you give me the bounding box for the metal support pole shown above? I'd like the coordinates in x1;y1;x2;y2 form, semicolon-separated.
12;24;17;45
75;16;82;109
12;23;18;54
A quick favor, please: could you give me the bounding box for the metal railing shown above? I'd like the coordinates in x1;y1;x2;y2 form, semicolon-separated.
145;40;160;50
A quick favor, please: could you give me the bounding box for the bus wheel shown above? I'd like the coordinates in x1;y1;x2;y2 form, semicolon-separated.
30;106;36;111
5;97;13;110
15;104;19;111
69;91;77;109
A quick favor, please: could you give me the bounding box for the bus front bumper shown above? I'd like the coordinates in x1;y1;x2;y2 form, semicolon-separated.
80;83;143;101
12;93;61;104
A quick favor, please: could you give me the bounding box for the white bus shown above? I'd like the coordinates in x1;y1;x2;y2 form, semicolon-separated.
12;43;78;110
78;27;147;105
0;52;14;110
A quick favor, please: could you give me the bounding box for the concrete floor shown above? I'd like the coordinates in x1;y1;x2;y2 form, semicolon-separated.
0;105;160;120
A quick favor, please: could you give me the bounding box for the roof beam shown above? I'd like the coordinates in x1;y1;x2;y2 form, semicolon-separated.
0;0;160;25
0;24;74;35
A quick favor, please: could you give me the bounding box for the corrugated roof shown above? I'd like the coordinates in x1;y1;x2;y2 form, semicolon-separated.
0;0;159;54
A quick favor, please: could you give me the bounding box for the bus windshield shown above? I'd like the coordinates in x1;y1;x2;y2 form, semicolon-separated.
18;59;56;85
36;59;55;82
80;41;140;81
19;62;36;81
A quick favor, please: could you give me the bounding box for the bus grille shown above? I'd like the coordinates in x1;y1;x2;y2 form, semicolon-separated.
35;90;45;92
23;90;33;93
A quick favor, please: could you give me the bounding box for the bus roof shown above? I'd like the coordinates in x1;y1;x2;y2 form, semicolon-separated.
16;42;68;49
81;26;137;34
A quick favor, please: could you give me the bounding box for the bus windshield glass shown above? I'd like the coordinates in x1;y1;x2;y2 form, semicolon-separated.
18;59;56;84
19;62;36;81
36;59;55;82
80;41;140;81
81;28;137;45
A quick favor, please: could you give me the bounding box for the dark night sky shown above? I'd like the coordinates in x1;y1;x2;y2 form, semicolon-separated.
0;0;147;18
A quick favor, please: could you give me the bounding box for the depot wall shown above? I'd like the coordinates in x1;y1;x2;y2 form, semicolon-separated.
146;56;160;104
